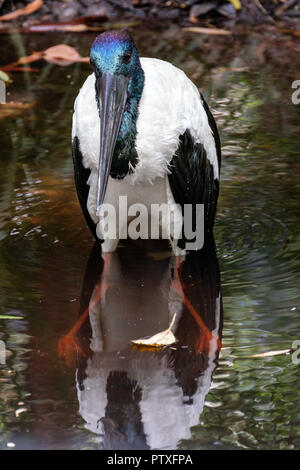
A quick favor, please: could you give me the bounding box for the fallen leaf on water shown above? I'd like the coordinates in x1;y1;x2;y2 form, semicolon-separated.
249;349;291;358
211;66;249;74
132;313;177;348
35;24;89;33
0;102;33;120
15;407;27;417
18;51;42;64
0;314;24;320
0;0;43;21
1;45;89;72
183;26;231;36
2;65;40;72
279;29;300;38
43;44;89;66
26;23;103;33
0;70;9;82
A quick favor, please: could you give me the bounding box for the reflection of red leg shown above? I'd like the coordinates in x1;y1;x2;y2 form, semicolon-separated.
58;253;112;366
172;257;220;355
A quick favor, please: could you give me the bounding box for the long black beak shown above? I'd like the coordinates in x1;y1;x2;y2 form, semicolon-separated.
96;72;129;213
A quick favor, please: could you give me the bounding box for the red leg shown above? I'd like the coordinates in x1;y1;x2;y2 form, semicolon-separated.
171;257;220;355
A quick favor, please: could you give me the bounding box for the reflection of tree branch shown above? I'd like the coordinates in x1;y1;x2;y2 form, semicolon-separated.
9;28;36;128
52;62;81;121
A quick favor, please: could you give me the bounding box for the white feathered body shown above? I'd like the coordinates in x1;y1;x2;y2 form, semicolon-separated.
72;58;219;252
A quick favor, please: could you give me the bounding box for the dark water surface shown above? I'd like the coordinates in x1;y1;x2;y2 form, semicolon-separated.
0;25;299;450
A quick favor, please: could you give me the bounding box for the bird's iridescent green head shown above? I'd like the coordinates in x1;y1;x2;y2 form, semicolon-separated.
90;30;141;80
90;31;144;211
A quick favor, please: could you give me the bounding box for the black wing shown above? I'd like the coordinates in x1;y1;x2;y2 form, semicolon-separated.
72;136;98;241
200;92;221;173
168;100;221;251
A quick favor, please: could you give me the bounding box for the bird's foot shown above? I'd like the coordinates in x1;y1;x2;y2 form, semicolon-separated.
58;329;87;367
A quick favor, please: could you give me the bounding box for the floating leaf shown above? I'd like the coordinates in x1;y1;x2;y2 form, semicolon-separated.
228;0;241;11
2;66;40;72
0;102;33;120
0;70;9;82
249;349;291;358
132;313;177;348
0;314;23;320
28;24;92;33
0;0;43;21
1;45;89;72
18;51;42;65
183;26;231;36
42;44;89;66
15;407;27;417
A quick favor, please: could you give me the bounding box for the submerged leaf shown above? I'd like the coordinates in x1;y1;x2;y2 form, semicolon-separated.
43;45;89;66
0;0;43;21
0;70;9;82
18;52;42;64
0;314;23;320
1;45;89;72
249;349;291;358
132;313;177;348
183;26;231;36
0;102;33;120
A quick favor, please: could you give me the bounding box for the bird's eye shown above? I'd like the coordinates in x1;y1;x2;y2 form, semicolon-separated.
122;50;132;64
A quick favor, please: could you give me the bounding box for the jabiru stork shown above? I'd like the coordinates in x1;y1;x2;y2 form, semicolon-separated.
72;30;221;255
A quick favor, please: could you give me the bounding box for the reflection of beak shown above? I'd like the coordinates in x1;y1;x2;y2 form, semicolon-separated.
96;72;129;213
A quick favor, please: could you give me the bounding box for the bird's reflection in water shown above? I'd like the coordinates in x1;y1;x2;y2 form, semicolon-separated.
75;242;223;450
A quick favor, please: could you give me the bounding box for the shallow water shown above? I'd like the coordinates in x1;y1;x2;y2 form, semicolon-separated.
0;25;299;450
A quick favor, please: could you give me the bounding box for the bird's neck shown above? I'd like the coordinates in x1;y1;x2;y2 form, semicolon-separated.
117;68;144;150
94;67;144;178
